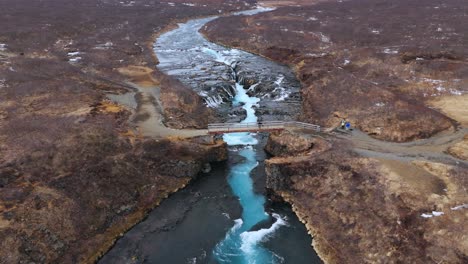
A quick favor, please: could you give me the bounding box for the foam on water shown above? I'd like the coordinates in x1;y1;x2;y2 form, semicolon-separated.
214;45;286;264
239;214;287;257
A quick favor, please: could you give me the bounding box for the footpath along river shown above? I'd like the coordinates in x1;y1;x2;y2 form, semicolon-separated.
100;7;322;264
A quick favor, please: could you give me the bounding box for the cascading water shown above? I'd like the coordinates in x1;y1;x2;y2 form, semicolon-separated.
156;7;303;263
100;7;322;264
201;55;286;263
148;7;320;264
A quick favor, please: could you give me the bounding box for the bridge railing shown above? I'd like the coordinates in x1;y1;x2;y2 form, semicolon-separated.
208;121;320;134
285;121;321;132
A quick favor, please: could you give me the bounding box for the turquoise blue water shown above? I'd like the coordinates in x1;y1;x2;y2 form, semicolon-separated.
213;72;286;264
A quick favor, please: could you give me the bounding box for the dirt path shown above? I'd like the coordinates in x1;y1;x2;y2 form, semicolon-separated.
334;127;468;166
129;83;208;138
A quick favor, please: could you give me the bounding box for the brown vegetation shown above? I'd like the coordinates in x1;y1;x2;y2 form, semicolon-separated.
202;0;468;142
0;0;253;262
265;131;468;263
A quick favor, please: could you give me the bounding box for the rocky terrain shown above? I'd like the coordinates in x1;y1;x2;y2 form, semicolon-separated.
265;130;468;263
0;0;255;262
2;0;467;263
202;0;468;262
201;0;468;142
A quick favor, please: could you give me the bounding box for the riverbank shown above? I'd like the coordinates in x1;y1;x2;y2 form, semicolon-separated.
264;129;468;263
101;135;322;263
0;1;257;262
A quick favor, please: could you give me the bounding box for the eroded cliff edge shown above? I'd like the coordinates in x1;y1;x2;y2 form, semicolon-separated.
264;130;468;263
201;0;468;142
0;0;256;262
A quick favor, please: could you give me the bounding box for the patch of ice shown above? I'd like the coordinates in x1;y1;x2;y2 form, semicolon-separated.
0;43;6;51
307;16;318;21
371;29;380;34
344;59;350;65
182;3;195;6
416;57;424;61
375;102;385;107
421;213;433;218
437;27;443;32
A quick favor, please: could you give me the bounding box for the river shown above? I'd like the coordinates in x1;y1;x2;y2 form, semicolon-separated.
100;7;322;264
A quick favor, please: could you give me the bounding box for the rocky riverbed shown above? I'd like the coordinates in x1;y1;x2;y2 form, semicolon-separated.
0;1;256;263
2;0;467;263
202;0;468;262
202;0;468;142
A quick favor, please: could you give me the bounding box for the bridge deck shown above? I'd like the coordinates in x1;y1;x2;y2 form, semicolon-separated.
208;121;320;134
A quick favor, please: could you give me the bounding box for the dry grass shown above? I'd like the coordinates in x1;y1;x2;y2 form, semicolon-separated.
429;94;468;125
117;65;160;87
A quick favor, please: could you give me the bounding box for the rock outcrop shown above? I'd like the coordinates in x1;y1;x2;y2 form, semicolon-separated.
0;130;227;263
201;0;468;142
0;0;252;262
265;131;468;263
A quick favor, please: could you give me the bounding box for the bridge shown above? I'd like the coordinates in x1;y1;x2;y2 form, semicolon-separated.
208;121;320;134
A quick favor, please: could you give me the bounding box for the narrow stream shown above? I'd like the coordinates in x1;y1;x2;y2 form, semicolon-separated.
212;59;284;263
100;7;321;264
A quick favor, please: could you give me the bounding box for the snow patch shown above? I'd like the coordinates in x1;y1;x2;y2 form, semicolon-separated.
0;43;6;51
316;32;330;43
451;204;468;211
204;94;224;108
95;42;114;50
67;51;81;56
119;1;135;7
421;211;444;218
0;79;7;89
383;48;399;54
67;51;83;63
69;57;82;63
305;52;328;58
